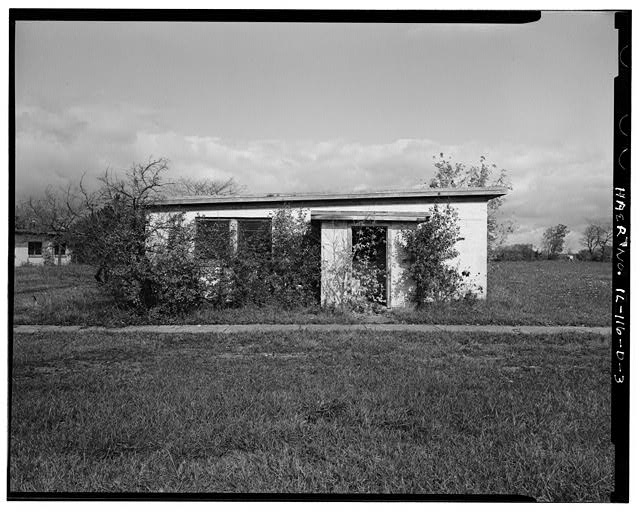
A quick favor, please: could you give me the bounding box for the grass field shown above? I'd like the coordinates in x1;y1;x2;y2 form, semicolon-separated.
13;260;612;326
10;329;612;499
395;260;612;326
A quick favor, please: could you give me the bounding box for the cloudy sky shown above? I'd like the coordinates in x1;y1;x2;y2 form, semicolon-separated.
15;12;617;250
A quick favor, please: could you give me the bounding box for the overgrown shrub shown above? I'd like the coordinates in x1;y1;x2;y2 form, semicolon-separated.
94;200;472;314
90;188;393;315
268;208;320;306
102;213;204;315
147;215;204;315
228;243;273;307
400;204;467;305
493;243;539;261
197;208;321;309
350;225;387;308
42;246;55;266
576;246;612;262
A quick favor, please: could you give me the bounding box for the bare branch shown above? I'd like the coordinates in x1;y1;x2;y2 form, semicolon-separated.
166;176;244;197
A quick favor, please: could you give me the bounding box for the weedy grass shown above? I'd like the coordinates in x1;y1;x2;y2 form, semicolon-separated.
10;330;612;500
393;260;612;326
12;265;138;326
13;260;612;326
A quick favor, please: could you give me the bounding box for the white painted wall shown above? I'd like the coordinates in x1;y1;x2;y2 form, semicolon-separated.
319;221;350;306
15;246;30;266
452;202;488;298
386;203;488;305
387;223;413;307
14;243;72;266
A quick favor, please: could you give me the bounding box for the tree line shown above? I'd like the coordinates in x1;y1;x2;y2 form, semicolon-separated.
493;220;612;262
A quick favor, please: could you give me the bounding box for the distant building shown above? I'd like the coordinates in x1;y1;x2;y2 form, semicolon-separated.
149;187;507;307
14;229;71;266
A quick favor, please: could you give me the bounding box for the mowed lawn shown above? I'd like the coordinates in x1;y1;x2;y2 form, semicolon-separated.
12;260;612;326
10;330;612;500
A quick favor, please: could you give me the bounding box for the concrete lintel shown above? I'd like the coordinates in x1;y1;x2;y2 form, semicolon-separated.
312;210;428;222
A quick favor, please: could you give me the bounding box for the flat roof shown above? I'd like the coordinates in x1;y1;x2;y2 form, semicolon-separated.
150;187;507;209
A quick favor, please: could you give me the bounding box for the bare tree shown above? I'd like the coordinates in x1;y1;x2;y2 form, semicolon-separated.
85;158;171;281
18;158;173;277
16;157;243;274
15;181;98;264
66;158;207;312
581;224;600;258
14;200;37;231
581;220;612;261
97;157;170;208
18;187;77;233
166;176;244;197
595;223;613;260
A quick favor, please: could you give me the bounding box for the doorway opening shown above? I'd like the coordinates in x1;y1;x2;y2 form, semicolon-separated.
352;225;388;306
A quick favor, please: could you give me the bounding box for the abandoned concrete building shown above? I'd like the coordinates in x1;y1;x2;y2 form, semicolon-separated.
14;229;71;266
149;187;507;307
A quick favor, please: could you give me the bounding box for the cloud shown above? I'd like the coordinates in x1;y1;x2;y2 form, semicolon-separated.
15;102;612;251
15;102;160;193
490;144;612;251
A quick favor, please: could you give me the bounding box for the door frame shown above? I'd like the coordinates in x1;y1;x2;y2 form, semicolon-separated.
349;222;390;307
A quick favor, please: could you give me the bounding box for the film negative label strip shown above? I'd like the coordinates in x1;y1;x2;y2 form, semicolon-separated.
611;10;630;505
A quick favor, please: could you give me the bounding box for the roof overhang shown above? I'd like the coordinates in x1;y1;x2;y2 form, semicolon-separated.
149;187;507;210
311;210;428;222
15;229;58;237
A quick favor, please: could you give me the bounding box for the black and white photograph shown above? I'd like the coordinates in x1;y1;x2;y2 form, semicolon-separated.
7;7;631;502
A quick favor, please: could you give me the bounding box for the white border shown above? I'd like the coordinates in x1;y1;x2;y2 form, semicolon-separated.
2;3;636;512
